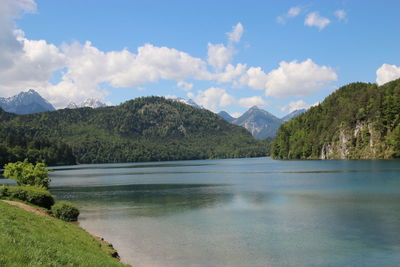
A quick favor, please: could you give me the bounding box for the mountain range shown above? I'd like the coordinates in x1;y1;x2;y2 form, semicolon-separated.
0;89;304;140
218;107;306;139
66;98;107;109
0;89;55;114
0;96;269;165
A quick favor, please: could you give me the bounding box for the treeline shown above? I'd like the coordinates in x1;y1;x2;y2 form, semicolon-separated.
0;96;269;165
272;79;400;159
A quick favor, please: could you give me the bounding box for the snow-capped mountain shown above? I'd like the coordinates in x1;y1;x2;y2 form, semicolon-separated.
168;97;203;109
66;98;107;109
0;89;55;114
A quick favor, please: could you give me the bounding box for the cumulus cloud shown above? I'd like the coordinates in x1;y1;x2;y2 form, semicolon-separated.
264;59;337;97
376;64;400;85
334;9;347;22
277;6;301;24
207;43;235;70
239;67;268;90
280;100;311;113
207;23;244;71
305;12;330;30
216;63;247;84
238;96;268;108
188;87;235;112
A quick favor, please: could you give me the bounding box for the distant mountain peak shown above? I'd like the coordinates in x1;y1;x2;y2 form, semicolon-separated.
0;89;55;114
218;111;235;123
66;98;107;109
231;106;283;140
281;109;307;122
167;96;203;109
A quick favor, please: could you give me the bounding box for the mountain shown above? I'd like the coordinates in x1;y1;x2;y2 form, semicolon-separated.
0;96;269;165
169;97;203;109
0;89;55;114
272;80;400;159
66;98;107;109
281;109;306;121
218;111;235;123
232;106;283;140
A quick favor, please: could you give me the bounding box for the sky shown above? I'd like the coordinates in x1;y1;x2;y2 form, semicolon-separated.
1;0;400;118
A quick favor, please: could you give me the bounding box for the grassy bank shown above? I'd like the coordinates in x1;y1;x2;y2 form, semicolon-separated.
0;201;129;267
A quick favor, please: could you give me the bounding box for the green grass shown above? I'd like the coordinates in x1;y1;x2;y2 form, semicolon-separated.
0;201;130;267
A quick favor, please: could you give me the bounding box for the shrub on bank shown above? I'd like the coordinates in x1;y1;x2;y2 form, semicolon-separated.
3;160;50;188
51;201;80;221
0;185;55;209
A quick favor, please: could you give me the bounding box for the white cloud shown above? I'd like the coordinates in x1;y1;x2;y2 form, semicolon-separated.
376;64;400;85
177;80;193;91
281;100;311;113
305;12;330;30
231;112;242;118
238;96;268;108
264;59;337;97
334;9;347;22
239;67;268;90
207;43;234;70
227;23;244;43
277;6;301;24
216;63;247;84
188;87;235;112
207;22;244;71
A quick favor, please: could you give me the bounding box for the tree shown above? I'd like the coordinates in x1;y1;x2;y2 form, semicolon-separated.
3;159;50;189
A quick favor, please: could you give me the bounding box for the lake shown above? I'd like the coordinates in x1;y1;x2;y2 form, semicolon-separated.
28;158;400;266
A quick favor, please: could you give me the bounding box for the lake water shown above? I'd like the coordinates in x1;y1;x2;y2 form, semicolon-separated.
17;158;400;266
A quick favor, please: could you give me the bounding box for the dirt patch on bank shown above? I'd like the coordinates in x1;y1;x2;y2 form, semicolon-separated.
1;200;51;217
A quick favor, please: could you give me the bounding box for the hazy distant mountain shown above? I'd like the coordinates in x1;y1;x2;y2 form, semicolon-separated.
218;111;235;123
66;98;107;109
0;89;55;114
281;109;306;121
232;106;283;140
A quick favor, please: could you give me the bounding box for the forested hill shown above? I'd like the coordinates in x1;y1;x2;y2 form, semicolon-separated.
0;96;269;165
272;79;400;159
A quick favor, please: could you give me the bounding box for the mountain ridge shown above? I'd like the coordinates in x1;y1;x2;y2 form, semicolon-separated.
0;89;55;114
0;96;269;164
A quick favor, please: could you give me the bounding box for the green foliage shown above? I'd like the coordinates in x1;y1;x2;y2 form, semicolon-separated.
0;201;128;267
51;201;80;222
272;79;400;159
3;159;50;188
0;97;269;164
0;185;55;209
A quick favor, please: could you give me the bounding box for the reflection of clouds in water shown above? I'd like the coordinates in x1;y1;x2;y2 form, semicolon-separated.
50;158;400;267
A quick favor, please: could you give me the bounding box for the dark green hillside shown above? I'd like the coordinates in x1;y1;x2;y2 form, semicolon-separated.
0;97;268;164
272;79;400;159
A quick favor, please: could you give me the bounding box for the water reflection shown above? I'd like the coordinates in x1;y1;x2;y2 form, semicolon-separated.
8;158;400;266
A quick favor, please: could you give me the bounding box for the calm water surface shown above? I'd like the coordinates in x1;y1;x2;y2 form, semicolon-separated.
24;158;400;266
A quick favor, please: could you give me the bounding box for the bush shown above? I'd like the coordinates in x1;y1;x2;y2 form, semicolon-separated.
3;160;50;188
51;201;80;222
0;185;55;209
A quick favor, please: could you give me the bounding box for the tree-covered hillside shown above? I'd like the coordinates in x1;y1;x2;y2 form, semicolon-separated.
272;79;400;159
0;96;269;165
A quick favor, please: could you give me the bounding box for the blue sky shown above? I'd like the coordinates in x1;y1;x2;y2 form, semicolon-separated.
1;0;400;117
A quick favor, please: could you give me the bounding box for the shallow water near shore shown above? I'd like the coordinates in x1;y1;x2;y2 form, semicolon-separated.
38;158;400;266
